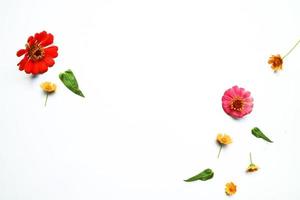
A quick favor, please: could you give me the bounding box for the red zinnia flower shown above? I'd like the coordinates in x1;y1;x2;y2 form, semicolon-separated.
222;85;254;119
16;31;58;75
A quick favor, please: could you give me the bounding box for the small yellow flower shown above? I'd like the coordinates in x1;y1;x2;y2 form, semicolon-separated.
217;134;232;145
246;152;259;173
216;134;232;158
247;164;259;172
268;54;283;72
40;82;56;106
40;82;57;93
225;182;237;196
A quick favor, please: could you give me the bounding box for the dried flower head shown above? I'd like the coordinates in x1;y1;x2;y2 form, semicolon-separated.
268;54;283;72
246;153;259;173
268;39;300;72
225;182;237;196
247;164;259;172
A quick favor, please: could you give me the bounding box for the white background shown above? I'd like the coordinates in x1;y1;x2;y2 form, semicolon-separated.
1;0;300;199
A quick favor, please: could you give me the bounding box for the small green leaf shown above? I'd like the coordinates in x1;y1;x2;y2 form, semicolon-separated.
59;69;85;97
251;127;273;143
184;168;214;182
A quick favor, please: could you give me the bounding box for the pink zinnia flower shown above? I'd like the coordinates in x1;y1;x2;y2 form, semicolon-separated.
222;86;253;119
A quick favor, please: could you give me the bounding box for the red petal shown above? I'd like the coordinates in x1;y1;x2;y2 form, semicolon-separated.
16;49;27;57
38;61;48;74
35;31;47;42
24;60;34;74
17;57;28;71
32;62;40;75
44;46;58;58
40;33;53;47
27;36;34;46
43;56;55;67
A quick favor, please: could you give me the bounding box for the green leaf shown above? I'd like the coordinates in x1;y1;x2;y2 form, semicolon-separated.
184;168;214;182
59;69;85;97
251;127;273;143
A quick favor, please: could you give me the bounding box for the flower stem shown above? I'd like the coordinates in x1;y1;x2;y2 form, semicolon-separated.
283;39;300;59
44;93;49;107
217;145;223;158
250;152;253;164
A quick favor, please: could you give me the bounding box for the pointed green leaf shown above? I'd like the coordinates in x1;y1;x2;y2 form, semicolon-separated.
59;69;85;97
184;168;214;182
251;127;273;143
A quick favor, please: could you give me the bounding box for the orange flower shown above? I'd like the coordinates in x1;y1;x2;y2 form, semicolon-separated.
225;182;237;196
217;134;232;145
216;134;232;158
268;54;283;72
268;39;300;72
